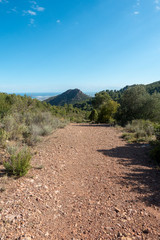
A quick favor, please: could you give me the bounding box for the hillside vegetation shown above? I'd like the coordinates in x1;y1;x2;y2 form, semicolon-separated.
44;88;91;106
0;92;92;141
90;81;160;126
0;93;66;146
1;79;160;177
105;80;160;102
0;93;68;176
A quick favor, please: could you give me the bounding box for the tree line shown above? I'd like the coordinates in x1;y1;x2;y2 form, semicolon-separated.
89;85;160;125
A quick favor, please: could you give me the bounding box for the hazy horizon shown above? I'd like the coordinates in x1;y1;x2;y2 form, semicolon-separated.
3;79;160;95
3;90;97;101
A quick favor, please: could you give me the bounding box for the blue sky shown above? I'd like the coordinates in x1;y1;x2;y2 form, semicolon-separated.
0;0;160;93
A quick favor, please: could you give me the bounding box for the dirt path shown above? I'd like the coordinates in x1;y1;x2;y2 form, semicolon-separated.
0;123;160;240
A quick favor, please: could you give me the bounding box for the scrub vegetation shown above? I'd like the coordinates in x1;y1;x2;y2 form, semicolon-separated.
0;93;68;176
1;80;160;177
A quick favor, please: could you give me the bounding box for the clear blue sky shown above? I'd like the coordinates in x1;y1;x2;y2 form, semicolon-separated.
0;0;160;93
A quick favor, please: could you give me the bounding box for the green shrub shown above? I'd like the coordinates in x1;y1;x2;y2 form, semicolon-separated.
58;119;69;128
89;109;98;122
154;124;160;141
125;120;154;134
30;124;44;136
24;135;41;146
1;109;67;146
122;132;133;141
123;119;155;143
0;129;8;147
41;124;53;136
51;117;63;129
0;93;71;151
6;145;19;155
3;148;32;177
134;129;147;138
3;114;27;140
98;100;119;123
150;141;160;164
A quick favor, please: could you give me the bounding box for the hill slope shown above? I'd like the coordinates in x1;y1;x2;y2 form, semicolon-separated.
44;88;91;106
105;80;160;101
145;80;160;94
118;80;160;94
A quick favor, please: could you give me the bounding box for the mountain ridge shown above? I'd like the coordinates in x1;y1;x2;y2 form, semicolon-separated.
44;88;91;106
119;80;160;94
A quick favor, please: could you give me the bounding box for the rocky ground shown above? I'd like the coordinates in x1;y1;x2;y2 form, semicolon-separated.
0;123;160;240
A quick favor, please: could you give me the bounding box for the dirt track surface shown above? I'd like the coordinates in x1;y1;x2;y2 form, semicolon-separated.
0;123;160;240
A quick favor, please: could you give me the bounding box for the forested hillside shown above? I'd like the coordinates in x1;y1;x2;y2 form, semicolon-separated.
105;80;160;102
44;89;91;106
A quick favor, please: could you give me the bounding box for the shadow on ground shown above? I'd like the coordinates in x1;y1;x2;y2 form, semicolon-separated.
98;144;160;207
0;169;7;178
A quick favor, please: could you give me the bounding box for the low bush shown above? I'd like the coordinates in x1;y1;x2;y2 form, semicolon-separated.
0;129;8;147
41;124;53;136
30;124;44;137
1;110;68;146
89;109;98;122
122;119;155;143
6;144;19;155
3;114;28;141
3;148;32;177
154;123;160;141
150;141;160;164
149;124;160;164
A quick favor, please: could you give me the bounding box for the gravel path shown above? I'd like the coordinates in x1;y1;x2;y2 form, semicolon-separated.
0;123;160;240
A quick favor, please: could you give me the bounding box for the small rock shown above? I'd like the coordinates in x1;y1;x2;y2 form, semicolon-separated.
121;237;132;240
36;209;41;215
116;223;121;227
21;236;32;240
143;228;150;234
45;232;49;237
115;207;121;213
55;190;59;194
27;179;34;183
5;214;16;223
117;232;123;237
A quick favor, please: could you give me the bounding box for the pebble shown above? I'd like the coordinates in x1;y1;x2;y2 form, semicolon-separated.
45;231;49;237
121;237;132;240
5;214;16;223
143;228;150;234
115;207;121;213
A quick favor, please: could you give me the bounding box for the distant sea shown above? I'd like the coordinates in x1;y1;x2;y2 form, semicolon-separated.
14;92;96;101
